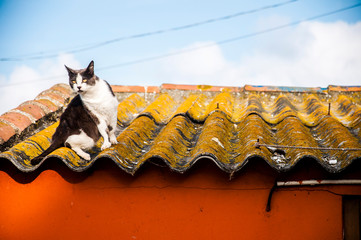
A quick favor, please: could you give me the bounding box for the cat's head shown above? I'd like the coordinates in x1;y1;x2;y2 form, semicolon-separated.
65;61;98;94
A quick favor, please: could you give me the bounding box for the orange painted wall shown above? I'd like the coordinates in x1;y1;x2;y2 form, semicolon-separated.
1;159;361;240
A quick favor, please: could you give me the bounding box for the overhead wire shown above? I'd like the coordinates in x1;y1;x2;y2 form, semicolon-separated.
97;3;361;71
0;0;298;61
0;2;360;88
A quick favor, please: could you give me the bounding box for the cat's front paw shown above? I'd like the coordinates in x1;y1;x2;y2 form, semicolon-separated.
101;141;111;150
76;151;91;161
82;154;91;161
110;135;118;145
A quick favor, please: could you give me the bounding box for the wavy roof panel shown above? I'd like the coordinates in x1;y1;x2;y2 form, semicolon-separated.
1;84;361;174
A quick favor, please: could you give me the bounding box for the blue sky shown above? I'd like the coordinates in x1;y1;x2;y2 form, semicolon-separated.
0;0;361;114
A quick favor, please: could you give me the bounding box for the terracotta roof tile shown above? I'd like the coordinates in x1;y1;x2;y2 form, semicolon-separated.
111;85;160;93
328;85;361;92
0;122;16;143
161;83;241;92
0;83;71;151
1;83;361;174
244;85;323;92
16;103;46;120
0;111;33;132
33;99;61;113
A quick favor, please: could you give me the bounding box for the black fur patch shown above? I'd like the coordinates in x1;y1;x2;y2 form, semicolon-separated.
56;95;100;142
30;95;100;165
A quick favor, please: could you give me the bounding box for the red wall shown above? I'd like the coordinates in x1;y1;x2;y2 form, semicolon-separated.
1;159;360;240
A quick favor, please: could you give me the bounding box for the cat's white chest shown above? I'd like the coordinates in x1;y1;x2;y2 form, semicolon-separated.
80;79;118;125
88;97;117;121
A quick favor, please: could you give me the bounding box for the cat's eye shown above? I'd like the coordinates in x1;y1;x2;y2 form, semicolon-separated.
71;80;76;84
82;79;87;83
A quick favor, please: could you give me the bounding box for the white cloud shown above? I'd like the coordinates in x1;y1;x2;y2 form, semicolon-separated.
159;20;361;88
1;21;360;115
159;42;231;85
0;54;80;115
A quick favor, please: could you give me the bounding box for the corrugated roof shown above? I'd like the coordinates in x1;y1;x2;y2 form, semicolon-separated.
1;83;361;174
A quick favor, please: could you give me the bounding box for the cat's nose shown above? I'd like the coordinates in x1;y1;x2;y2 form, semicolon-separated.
77;86;81;90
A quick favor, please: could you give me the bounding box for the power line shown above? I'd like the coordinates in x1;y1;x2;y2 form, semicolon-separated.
1;2;360;88
97;3;361;71
0;0;298;62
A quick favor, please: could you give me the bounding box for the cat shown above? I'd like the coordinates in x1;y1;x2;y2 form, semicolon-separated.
31;60;118;165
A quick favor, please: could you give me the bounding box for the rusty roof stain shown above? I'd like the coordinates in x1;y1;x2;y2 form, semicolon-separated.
1;83;361;174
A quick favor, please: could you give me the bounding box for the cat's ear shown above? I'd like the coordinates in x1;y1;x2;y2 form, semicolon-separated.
65;65;75;77
85;61;94;76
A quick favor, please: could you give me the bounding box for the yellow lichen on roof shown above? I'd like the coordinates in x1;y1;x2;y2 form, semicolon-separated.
1;83;361;174
276;116;323;164
141;93;176;123
314;116;361;168
50;147;83;168
208;91;234;118
100;116;159;172
2;122;59;169
144;115;198;169
298;94;328;126
190;111;232;167
233;114;274;167
186;94;209;122
173;94;199;117
332;95;361;127
117;93;147;124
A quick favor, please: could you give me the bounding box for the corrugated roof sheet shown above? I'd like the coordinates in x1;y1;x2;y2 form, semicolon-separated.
1;83;361;174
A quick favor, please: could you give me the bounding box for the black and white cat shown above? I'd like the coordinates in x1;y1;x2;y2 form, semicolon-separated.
31;61;118;165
